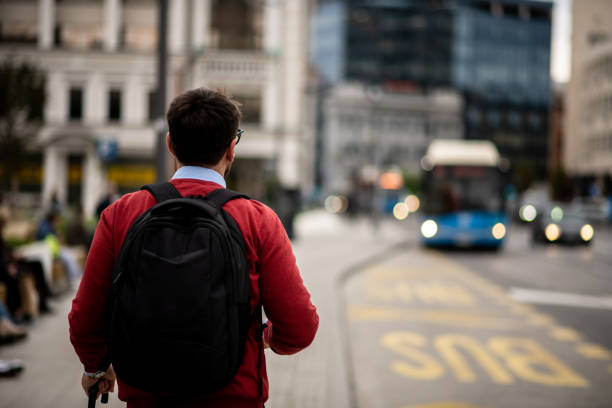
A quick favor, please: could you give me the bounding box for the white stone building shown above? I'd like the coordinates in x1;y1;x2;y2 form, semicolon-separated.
321;83;463;193
574;41;612;176
0;0;314;216
565;0;612;178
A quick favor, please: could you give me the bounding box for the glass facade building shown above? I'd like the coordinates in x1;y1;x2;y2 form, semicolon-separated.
311;0;553;178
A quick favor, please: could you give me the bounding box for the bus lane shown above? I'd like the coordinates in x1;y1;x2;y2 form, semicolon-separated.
343;248;612;408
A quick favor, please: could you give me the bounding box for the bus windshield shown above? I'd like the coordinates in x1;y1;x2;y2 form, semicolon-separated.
424;165;504;214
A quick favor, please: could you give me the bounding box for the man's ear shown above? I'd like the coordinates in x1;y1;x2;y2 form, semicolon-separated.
166;133;175;156
226;139;236;163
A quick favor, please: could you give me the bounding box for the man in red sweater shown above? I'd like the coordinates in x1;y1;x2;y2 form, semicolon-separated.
69;88;319;407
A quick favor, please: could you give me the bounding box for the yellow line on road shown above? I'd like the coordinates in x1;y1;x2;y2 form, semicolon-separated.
348;305;523;330
576;344;612;360
403;401;490;408
549;327;582;342
526;313;557;327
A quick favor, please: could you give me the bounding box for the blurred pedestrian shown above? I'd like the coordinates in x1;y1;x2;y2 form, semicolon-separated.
36;211;82;284
0;298;26;344
65;205;91;250
69;88;319;407
35;211;58;241
95;185;118;219
48;191;62;216
2;214;52;319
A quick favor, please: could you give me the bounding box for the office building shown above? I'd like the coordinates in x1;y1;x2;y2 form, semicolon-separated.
321;83;462;193
311;0;552;184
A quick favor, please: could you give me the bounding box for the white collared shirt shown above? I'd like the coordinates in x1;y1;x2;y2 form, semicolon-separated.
171;166;226;188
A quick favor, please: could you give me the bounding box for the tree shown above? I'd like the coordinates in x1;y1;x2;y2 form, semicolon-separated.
0;58;46;199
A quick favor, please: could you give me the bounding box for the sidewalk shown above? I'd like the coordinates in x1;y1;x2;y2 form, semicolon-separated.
266;210;412;408
0;210;412;408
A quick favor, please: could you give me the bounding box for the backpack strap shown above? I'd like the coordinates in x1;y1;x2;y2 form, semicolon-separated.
204;188;249;209
141;182;182;203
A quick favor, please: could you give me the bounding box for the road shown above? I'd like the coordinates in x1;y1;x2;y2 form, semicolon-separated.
344;219;612;408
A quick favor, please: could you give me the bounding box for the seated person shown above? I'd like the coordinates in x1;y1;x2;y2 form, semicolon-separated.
0;298;26;344
1;215;52;320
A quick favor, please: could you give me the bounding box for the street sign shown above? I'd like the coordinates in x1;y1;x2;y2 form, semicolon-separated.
97;139;119;162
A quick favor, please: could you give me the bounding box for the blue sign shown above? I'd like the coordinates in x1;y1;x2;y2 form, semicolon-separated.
97;139;119;162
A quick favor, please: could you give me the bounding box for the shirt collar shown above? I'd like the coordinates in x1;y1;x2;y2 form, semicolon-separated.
171;166;227;188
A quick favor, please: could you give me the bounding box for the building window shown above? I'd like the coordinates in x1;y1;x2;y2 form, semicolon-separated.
528;112;542;129
507;111;521;129
211;0;262;50
108;89;121;122
234;94;261;124
54;24;62;46
69;87;83;121
488;110;501;127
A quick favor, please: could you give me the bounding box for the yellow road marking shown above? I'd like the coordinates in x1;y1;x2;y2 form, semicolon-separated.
487;337;589;388
509;304;536;315
365;281;478;306
352;251;599;388
549;327;582;342
403;402;489;408
382;331;590;387
576;344;612;360
435;334;514;384
349;306;523;329
526;313;557;327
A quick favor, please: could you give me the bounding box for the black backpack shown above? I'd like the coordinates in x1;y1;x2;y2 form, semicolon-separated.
107;182;254;395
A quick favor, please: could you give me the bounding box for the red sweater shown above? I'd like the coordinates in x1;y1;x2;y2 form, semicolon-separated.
69;179;319;407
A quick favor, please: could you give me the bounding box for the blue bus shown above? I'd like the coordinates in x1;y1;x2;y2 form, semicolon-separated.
420;140;508;249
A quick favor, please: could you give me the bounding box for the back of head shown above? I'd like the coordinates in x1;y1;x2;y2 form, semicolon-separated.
166;88;242;167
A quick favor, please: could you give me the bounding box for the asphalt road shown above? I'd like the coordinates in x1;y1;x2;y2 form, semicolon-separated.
343;219;612;408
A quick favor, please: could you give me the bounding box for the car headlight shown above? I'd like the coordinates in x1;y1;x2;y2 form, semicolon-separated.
580;224;594;242
421;220;438;238
545;223;561;242
492;223;506;240
519;205;537;222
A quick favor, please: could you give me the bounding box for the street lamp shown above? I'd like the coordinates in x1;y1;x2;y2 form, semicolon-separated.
364;84;383;230
155;0;168;182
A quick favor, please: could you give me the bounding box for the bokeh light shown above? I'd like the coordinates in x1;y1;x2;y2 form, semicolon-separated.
421;220;438;238
393;202;409;220
324;195;348;214
492;223;506;240
545;223;561;242
519;204;537;222
550;206;564;222
404;195;420;213
580;224;594;242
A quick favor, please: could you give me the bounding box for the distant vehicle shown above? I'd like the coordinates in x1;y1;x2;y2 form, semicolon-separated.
570;197;610;224
517;186;550;223
420;139;508;249
532;205;594;245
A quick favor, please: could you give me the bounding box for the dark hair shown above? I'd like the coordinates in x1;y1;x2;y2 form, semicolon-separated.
166;88;241;166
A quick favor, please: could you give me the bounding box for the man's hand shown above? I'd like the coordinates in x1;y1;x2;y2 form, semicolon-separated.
81;365;116;398
263;333;270;349
262;322;271;349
